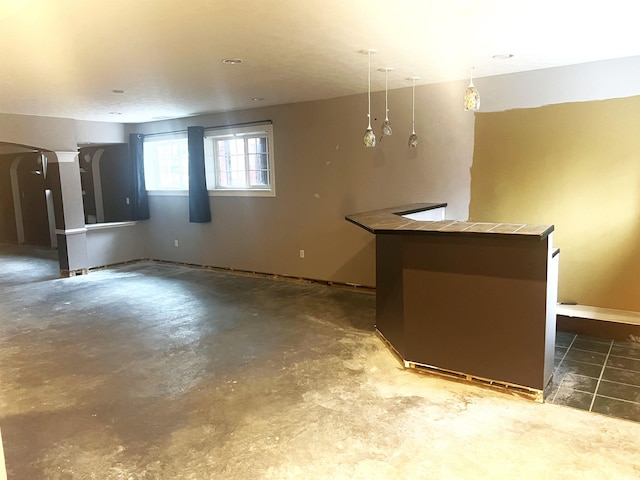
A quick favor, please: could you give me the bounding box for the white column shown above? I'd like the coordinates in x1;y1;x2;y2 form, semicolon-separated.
49;151;89;275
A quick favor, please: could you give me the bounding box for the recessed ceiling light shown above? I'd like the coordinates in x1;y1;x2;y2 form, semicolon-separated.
112;89;124;94
251;97;264;101
492;53;514;60
222;58;243;65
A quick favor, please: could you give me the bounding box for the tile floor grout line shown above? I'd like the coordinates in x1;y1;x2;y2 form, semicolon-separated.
551;334;578;403
574;336;612;345
606;352;640;361
594;377;640;389
594;393;640;406
570;347;609;355
562;358;609;368
589;340;614;412
603;364;640;374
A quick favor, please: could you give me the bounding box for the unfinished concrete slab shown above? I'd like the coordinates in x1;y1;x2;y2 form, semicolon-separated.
0;246;639;479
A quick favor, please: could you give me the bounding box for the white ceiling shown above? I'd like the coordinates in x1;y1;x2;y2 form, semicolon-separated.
1;0;639;124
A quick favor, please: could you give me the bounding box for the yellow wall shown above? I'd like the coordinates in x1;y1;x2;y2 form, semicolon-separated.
470;96;640;312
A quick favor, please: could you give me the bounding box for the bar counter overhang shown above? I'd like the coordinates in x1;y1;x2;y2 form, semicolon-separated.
346;203;559;401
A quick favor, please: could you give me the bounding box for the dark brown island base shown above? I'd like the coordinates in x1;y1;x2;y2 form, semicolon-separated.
346;203;559;401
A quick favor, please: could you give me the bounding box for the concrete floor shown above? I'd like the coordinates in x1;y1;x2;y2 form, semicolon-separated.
1;245;639;479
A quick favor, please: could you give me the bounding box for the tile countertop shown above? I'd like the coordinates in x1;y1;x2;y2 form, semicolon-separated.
345;203;554;239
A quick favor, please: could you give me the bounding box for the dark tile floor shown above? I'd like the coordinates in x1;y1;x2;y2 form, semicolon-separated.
547;331;640;423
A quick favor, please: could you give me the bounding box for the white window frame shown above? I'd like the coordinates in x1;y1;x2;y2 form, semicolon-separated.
142;132;189;195
204;123;276;197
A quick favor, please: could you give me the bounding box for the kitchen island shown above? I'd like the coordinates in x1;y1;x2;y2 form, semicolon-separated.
346;203;559;400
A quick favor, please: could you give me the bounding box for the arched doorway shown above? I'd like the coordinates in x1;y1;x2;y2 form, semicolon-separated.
1;144;56;247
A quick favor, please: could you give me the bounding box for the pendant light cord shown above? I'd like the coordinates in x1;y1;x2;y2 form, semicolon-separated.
411;78;416;135
367;52;372;129
385;70;389;121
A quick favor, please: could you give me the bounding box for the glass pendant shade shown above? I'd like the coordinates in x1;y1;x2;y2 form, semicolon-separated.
362;49;377;148
382;120;392;137
363;127;376;147
464;68;480;111
464;81;480;111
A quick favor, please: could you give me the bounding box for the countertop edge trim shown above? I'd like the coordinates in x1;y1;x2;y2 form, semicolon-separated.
345;203;554;240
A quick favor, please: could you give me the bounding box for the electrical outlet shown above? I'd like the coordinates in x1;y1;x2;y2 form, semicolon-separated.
299;250;305;258
125;197;130;205
174;240;179;247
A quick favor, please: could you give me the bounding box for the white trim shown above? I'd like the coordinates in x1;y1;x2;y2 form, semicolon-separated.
557;304;640;326
9;155;25;244
0;427;6;480
55;227;88;235
45;189;57;248
50;151;78;163
146;190;188;197
204;123;276;197
85;221;136;231
208;188;275;197
147;189;276;197
91;149;106;223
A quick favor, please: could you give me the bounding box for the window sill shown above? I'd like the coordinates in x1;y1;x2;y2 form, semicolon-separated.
208;189;275;197
147;190;188;196
146;189;275;197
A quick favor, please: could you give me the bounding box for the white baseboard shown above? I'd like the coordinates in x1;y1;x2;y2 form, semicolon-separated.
557;304;640;326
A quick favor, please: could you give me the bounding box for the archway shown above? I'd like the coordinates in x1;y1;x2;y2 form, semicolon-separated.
1;144;55;247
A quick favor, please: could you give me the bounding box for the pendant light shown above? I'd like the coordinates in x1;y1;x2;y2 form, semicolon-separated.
408;76;419;148
464;67;480;111
361;49;377;148
379;67;393;137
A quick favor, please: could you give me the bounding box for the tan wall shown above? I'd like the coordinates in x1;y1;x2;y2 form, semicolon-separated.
469;96;640;312
134;80;475;287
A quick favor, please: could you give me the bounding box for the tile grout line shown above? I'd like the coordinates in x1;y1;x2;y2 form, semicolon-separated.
551;334;578;403
605;352;640;362
595;393;640;406
603;365;640;374
589;340;614;412
608;380;640;389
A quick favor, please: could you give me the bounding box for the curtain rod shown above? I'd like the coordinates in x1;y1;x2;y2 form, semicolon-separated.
140;120;273;139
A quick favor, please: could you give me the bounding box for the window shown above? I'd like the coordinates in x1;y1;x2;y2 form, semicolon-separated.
142;134;188;191
204;124;275;196
142;123;275;197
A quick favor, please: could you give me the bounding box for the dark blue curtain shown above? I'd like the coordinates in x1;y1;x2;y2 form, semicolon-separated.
188;126;211;223
129;133;150;220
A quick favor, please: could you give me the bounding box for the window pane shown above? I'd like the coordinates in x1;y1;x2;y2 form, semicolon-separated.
248;152;267;171
143;137;188;190
247;137;268;155
205;125;274;195
215;138;249;188
248;151;269;186
249;168;269;186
